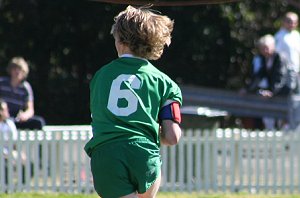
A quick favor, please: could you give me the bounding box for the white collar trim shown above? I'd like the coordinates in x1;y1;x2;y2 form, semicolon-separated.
120;54;147;61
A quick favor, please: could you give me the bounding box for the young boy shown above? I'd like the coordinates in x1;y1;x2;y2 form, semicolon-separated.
0;98;18;184
0;98;18;147
0;98;30;184
84;5;182;198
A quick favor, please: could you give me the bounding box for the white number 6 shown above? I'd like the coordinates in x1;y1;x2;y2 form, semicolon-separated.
107;74;141;116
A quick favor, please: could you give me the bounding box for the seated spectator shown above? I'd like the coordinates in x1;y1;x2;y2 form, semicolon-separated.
0;57;45;130
0;98;27;183
247;35;296;96
0;98;18;148
241;34;297;130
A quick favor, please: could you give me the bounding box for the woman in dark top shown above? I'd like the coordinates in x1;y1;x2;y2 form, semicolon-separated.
0;57;45;130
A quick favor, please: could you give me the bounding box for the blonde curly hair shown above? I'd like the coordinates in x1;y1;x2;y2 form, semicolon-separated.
111;5;174;60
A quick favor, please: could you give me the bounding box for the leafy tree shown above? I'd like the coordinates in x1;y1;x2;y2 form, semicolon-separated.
0;0;298;124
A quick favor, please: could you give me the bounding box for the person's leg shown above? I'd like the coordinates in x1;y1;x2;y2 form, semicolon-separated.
15;115;45;130
120;174;161;198
138;173;161;198
262;117;276;130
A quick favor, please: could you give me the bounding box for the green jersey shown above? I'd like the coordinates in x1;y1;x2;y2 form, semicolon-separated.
84;57;182;156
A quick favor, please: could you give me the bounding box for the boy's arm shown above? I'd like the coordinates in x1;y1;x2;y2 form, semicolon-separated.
160;120;181;146
158;101;182;146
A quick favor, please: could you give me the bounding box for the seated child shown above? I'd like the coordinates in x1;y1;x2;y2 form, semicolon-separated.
0;98;27;184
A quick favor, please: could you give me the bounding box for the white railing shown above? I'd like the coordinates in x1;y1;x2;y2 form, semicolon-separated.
1;126;300;194
161;128;300;194
0;125;94;194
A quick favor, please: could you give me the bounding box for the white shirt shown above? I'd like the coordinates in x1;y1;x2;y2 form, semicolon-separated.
0;118;18;141
275;28;300;73
120;53;147;61
0;118;18;154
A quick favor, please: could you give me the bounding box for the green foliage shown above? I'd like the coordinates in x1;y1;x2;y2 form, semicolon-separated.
0;0;298;124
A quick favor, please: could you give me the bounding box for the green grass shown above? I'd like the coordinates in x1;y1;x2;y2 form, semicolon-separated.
158;193;300;198
1;193;300;198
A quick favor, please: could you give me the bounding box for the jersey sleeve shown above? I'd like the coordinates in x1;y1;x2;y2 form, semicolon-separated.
161;79;182;108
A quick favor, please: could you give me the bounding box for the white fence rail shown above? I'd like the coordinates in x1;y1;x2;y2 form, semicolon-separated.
1;125;300;194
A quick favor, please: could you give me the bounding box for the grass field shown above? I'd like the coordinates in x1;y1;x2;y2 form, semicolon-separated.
1;193;300;198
